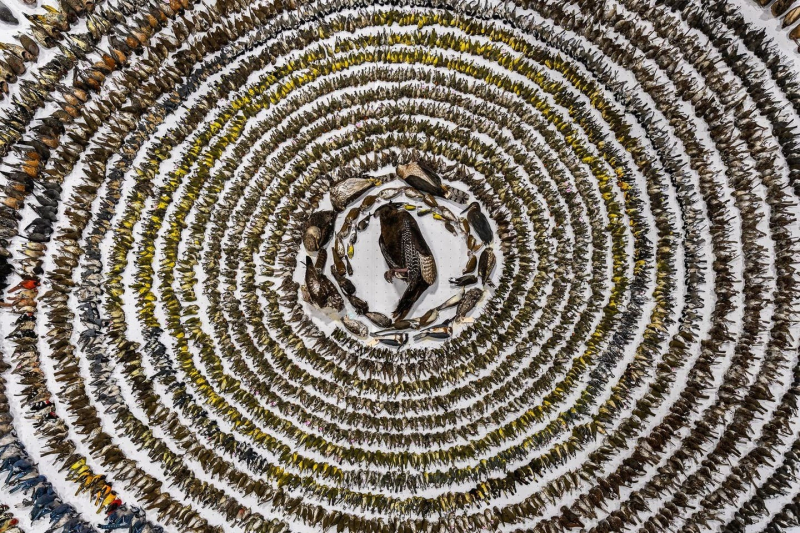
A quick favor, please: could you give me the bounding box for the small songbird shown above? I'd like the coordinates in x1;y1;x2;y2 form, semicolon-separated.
374;203;437;319
303;210;336;252
396;161;468;203
455;288;483;321
302;256;344;312
413;325;452;341
478;247;496;286
461;202;493;244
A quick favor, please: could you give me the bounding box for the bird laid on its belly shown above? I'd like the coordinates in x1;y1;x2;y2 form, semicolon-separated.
374;202;437;320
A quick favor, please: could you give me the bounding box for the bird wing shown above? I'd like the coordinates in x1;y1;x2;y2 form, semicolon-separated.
304;258;323;300
401;215;437;285
379;234;403;270
419;253;437;285
416;160;442;187
404;175;441;196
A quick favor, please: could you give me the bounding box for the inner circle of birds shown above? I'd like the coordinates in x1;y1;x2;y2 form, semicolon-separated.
300;161;496;349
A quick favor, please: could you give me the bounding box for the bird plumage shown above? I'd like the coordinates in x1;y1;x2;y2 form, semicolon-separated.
397;161;445;197
462;202;493;243
397;161;469;204
374;203;437;319
303;210;336;252
329;176;378;212
303;256;344;311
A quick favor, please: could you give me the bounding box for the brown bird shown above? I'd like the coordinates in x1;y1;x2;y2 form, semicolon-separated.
329;176;378;212
374;203;437;319
301;256;343;312
396;161;468;203
302;210;336;252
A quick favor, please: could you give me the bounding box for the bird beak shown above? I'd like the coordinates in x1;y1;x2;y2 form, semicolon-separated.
460;206;470;215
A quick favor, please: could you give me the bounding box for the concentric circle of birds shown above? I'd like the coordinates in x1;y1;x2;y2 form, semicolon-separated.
298;162;499;349
1;0;800;533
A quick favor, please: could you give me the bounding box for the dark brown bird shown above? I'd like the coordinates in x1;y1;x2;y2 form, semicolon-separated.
374;203;437;319
302;256;344;312
461;202;493;244
478;247;496;286
302;210;336;252
396;161;468;203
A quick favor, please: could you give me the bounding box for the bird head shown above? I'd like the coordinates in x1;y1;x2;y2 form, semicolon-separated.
373;202;398;219
460;201;479;215
303;226;321;252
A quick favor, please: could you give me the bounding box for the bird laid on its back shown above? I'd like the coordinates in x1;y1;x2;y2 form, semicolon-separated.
396;161;468;204
461;202;493;244
374;202;437;320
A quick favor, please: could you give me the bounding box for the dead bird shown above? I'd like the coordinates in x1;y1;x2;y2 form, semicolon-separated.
346;293;369;315
437;290;464;311
301;256;344;312
0;2;18;24
416;307;438;328
342;317;368;337
365;311;392;328
413;325;452;341
396;161;468;203
455;288;483;321
374;202;437;319
312;247;327;270
374;319;419;334
461;202;493;244
463;254;477;274
330;176;379;212
302;210;336;252
329;266;356;295
450;274;477;287
478;247;496;286
377;333;407;348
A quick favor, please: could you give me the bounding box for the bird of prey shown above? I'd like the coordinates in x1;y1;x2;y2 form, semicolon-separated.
374;203;437;319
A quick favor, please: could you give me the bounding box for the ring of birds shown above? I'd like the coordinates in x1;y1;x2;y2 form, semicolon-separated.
298;170;497;348
0;1;799;533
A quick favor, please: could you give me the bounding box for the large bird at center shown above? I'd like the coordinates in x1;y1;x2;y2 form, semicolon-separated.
374;203;437;320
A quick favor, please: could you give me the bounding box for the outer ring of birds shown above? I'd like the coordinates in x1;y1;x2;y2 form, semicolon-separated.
1;1;800;533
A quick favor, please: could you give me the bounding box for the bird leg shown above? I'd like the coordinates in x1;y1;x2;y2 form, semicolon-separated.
384;268;408;282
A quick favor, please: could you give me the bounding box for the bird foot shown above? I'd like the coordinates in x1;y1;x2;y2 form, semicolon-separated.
384;268;408;283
